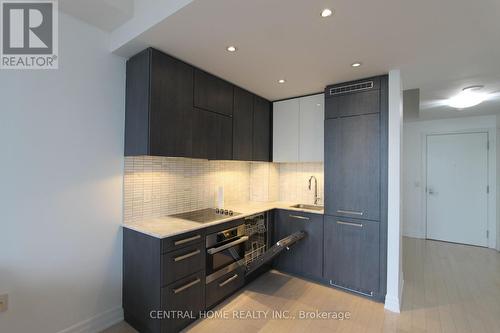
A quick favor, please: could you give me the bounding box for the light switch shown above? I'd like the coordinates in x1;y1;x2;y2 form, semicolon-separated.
0;294;8;312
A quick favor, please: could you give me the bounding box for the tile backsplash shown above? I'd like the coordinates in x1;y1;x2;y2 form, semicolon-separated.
123;156;324;224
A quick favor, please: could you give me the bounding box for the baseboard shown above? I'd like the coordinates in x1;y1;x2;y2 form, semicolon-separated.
57;306;124;333
384;278;404;313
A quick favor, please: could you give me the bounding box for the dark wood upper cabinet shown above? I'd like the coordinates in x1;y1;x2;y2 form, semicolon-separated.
194;69;234;116
252;96;271;161
125;48;193;157
192;108;233;160
232;87;254;161
125;47;272;161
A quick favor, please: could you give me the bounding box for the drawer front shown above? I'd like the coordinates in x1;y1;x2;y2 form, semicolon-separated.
161;229;204;253
325;89;380;119
161;271;205;333
205;266;245;309
162;242;205;286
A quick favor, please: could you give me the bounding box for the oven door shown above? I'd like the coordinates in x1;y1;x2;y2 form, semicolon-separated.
206;235;248;283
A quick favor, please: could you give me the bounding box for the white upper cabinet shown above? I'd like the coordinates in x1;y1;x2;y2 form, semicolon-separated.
273;93;324;162
273;98;300;162
299;94;324;162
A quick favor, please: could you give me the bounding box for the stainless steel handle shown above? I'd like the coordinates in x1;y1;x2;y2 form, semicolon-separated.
337;209;364;216
173;278;201;294
337;221;363;228
289;214;310;220
174;234;201;246
207;236;249;255
218;274;238;287
173;249;201;262
329;280;373;297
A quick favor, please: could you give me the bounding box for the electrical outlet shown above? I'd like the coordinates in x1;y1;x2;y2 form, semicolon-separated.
0;294;8;312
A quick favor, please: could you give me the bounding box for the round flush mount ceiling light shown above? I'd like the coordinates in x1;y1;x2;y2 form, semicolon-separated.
321;8;333;17
447;86;488;109
226;46;237;52
351;62;362;68
278;79;286;84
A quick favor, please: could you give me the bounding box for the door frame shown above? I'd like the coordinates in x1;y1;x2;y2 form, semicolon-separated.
420;128;496;249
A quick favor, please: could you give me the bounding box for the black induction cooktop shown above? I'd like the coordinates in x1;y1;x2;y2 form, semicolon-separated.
170;208;241;223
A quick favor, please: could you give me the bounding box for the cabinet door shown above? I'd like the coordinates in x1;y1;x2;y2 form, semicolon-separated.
194;69;233;116
149;49;194;157
273;98;299;162
274;210;323;280
192;109;218;159
299;94;324;162
324;113;380;220
323;216;379;296
217;115;233;160
252;96;271;161
325;77;381;119
232;87;254;160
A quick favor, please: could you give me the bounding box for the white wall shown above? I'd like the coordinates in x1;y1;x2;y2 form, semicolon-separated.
385;70;404;313
402;115;497;249
0;13;126;333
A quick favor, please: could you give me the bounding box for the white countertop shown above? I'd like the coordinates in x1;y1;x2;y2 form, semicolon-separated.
122;201;324;239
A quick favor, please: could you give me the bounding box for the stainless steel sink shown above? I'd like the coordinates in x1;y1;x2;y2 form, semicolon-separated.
290;204;324;211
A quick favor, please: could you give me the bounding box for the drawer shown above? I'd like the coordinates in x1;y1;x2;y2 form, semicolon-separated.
161;242;205;286
161;229;204;253
161;271;205;333
205;266;245;309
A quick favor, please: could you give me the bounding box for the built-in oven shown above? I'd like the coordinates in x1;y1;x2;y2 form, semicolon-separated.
205;224;248;284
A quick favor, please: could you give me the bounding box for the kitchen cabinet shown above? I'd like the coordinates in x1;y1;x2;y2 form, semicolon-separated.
123;228;206;333
325;77;381;119
273;98;299;162
194;69;233;116
273;209;323;280
125;48;194;157
299;94;324;162
324;113;380;220
323;216;380;297
232;87;254;160
252;96;272;161
192;108;233;160
272;93;324;162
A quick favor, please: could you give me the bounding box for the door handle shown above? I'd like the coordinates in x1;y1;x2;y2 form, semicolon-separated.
173;249;201;262
219;274;239;287
173;278;201;294
207;236;249;255
289;214;310;220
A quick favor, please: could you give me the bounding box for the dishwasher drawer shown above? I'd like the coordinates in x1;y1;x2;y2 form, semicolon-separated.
205;266;245;309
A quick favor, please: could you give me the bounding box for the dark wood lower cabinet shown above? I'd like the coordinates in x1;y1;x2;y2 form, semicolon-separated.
205;266;245;309
323;215;380;298
273;210;323;280
161;271;205;333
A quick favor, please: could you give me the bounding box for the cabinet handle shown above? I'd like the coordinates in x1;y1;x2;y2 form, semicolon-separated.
207;236;249;255
337;221;363;228
289;214;310;220
173;278;201;294
337;209;364;216
173;249;201;262
219;274;239;287
174;234;201;246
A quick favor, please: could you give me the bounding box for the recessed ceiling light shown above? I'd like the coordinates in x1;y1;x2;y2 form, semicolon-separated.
321;8;333;17
447;86;488;109
278;79;286;84
226;46;237;52
351;62;362;68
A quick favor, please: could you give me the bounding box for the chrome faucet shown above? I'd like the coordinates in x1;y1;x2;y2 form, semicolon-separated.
308;176;320;205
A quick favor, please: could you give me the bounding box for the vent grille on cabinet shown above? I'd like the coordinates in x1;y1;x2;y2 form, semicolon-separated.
329;81;374;96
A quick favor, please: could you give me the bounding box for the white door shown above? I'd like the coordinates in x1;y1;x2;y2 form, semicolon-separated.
273;98;299;162
426;132;488;247
299;94;324;162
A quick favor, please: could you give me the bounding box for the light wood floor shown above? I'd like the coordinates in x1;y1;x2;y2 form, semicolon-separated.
104;237;500;333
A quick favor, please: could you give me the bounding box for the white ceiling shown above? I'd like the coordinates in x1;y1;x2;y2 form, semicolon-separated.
60;0;133;31
66;0;500;118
